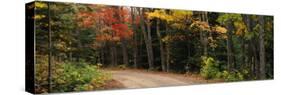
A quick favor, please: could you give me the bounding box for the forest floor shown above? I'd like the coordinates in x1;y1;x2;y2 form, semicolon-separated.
103;69;223;89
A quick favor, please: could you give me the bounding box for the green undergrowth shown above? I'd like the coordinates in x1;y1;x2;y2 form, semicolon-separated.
35;56;111;93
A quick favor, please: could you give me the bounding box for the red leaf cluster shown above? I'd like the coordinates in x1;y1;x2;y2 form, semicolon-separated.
77;7;134;42
112;23;133;39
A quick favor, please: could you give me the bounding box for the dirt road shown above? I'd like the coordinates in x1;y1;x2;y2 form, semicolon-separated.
107;69;207;89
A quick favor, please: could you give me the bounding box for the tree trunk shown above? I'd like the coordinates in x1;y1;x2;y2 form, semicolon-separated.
166;43;170;72
139;8;154;70
165;24;170;72
100;48;104;64
146;19;154;70
156;19;166;71
242;15;249;68
110;43;117;67
226;21;234;72
249;41;259;78
199;12;208;56
131;7;138;68
203;12;208;56
242;15;254;77
121;39;129;66
47;2;52;92
241;37;246;69
258;16;266;79
243;15;260;78
253;42;259;78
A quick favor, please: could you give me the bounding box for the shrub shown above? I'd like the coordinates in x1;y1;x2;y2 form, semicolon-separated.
221;70;245;82
200;56;221;79
35;55;64;93
199;56;247;82
35;55;110;93
54;62;111;92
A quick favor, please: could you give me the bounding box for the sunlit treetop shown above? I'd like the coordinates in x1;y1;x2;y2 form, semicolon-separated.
147;10;172;21
217;13;248;37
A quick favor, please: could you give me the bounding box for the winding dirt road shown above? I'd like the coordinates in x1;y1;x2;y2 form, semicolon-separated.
107;69;207;89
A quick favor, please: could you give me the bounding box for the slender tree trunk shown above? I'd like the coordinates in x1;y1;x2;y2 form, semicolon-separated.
241;37;246;69
156;19;166;71
131;7;138;68
186;40;191;72
242;14;251;66
114;45;118;66
203;12;208;56
47;2;52;92
165;24;170;72
242;15;253;76
146;19;154;70
110;46;115;66
110;42;117;66
166;43;170;72
253;43;259;78
258;16;266;79
226;21;234;72
133;45;138;68
139;8;154;70
100;47;104;64
199;12;204;55
249;41;258;78
121;39;129;66
199;12;208;56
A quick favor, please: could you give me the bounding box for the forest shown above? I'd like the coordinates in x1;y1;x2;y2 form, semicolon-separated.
29;1;273;93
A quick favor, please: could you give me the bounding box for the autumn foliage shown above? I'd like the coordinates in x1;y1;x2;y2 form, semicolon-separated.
33;2;273;93
77;7;134;42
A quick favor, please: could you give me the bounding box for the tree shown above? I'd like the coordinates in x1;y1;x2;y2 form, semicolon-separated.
130;7;140;68
147;9;167;71
217;14;243;72
258;16;266;79
139;8;154;70
147;9;193;72
78;6;134;67
47;2;52;92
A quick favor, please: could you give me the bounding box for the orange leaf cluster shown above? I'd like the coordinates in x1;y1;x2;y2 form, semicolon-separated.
77;11;96;28
112;23;133;39
77;7;134;42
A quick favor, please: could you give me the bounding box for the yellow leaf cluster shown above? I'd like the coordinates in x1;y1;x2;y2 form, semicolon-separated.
147;10;173;21
215;26;227;34
191;21;210;31
170;10;192;21
33;14;46;20
234;21;247;36
35;2;48;9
